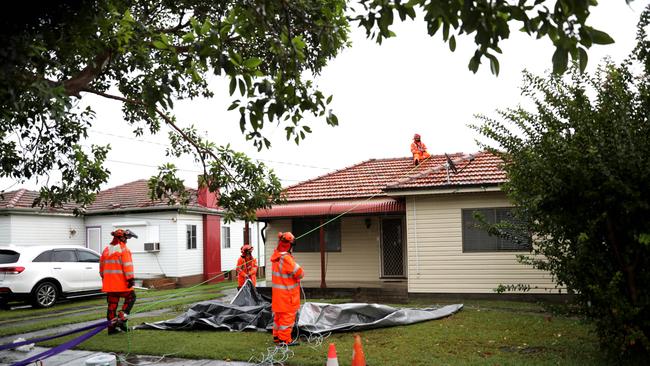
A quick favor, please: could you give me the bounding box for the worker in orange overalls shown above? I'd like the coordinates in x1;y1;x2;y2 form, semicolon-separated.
411;133;431;165
100;229;137;335
236;244;258;289
271;232;304;346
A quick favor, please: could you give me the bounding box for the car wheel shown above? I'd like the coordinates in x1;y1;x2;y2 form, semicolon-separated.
31;281;59;308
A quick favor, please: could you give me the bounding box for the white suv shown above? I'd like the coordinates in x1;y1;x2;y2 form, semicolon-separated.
0;245;103;308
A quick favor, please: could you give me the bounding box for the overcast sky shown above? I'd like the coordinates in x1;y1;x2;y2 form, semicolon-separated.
3;1;648;193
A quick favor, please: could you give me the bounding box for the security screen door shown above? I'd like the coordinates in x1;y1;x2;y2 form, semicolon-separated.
380;218;405;278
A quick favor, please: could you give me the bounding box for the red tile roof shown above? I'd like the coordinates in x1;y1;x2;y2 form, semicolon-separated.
386;151;506;190
86;179;207;212
0;180;218;214
282;151;506;201
0;189;78;212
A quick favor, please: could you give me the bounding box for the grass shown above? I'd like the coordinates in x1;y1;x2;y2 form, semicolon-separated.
39;298;606;366
0;282;233;321
0;282;237;337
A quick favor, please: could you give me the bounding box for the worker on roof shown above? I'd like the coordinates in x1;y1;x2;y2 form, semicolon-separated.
236;244;258;289
100;228;137;335
411;133;431;166
270;232;304;346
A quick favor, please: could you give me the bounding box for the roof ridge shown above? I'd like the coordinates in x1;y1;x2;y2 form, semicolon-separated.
7;189;27;208
386;152;474;188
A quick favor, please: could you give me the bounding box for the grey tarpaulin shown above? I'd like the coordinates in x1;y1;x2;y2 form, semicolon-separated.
137;280;463;333
298;302;463;334
137;280;273;331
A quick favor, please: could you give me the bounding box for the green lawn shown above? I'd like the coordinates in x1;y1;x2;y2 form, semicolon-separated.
40;299;605;366
0;282;236;337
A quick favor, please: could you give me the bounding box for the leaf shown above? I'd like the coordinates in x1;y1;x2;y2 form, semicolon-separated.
152;40;167;50
201;19;211;35
238;79;246;96
552;47;568;74
588;28;615;45
468;52;481;73
578;47;588;72
449;35;456;52
488;55;500;76
182;32;195;43
229;77;236;95
243;58;262;69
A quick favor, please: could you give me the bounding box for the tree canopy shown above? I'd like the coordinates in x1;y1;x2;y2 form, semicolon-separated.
0;0;631;221
474;6;650;359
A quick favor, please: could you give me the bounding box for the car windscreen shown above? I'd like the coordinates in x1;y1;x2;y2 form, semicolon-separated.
0;249;20;264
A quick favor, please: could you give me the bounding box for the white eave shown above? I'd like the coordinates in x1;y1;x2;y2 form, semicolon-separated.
385;185;502;196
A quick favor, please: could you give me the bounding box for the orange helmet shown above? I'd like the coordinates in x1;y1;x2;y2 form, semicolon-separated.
277;232;295;252
278;232;295;243
111;229;138;240
241;244;253;254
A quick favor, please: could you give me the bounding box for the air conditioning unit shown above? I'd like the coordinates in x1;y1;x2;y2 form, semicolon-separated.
144;242;160;252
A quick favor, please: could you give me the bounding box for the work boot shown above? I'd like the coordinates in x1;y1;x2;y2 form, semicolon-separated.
117;312;129;332
107;325;120;335
278;340;300;347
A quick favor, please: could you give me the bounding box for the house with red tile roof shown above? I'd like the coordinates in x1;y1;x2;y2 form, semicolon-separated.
257;151;558;296
0;179;265;287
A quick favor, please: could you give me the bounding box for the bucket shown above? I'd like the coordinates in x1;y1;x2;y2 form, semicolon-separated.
84;353;117;366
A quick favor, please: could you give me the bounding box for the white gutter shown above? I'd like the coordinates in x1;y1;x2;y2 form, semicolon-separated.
386;185;501;197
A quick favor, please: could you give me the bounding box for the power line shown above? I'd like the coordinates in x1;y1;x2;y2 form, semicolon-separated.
103;158;302;183
89;129;335;170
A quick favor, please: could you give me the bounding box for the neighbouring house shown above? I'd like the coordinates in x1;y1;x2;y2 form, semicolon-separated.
0;179;265;287
256;151;558;297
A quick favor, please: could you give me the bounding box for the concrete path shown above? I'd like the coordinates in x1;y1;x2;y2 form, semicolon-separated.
0;346;254;365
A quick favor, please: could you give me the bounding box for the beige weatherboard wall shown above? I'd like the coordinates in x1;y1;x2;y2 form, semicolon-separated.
264;217;381;283
406;191;557;294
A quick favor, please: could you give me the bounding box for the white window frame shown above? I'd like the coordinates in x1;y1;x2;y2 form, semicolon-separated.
186;224;197;250
222;226;231;249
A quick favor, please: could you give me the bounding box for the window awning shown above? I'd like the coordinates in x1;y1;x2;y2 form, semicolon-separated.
256;198;405;219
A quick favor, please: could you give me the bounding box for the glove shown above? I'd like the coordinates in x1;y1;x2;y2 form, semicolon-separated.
127;278;135;288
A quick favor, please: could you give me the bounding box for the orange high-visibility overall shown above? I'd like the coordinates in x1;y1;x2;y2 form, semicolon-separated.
100;241;136;331
236;255;258;288
100;242;135;292
411;141;430;165
271;250;304;344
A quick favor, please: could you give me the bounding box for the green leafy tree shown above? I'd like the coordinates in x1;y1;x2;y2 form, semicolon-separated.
0;0;631;221
474;8;650;359
354;0;625;74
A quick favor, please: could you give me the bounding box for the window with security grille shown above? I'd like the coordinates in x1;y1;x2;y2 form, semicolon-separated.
222;226;231;249
462;208;532;252
292;218;341;252
186;225;197;249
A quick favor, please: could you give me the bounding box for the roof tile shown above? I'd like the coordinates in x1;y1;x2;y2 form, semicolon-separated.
282;151;506;201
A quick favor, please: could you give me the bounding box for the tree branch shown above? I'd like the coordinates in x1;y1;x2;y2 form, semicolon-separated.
63;50;112;97
82;88;238;184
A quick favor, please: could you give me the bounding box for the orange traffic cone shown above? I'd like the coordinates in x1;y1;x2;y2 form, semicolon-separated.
326;343;339;366
351;334;366;366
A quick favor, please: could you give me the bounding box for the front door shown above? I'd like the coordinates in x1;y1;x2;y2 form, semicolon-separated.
380;218;405;278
